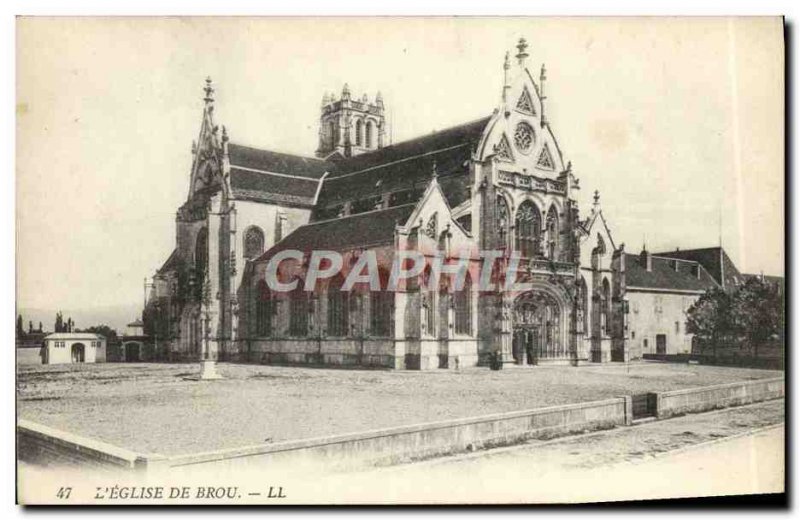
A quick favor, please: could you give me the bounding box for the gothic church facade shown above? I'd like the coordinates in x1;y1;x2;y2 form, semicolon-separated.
143;38;730;369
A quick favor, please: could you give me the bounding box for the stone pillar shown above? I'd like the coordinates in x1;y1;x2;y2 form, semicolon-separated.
206;195;224;362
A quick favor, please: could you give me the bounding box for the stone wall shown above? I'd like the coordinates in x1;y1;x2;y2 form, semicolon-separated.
16;347;42;365
165;397;628;472
17;419;165;472
656;377;784;419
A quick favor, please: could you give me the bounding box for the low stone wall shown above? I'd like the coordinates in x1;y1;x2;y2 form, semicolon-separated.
656;377;784;419
16;347;42;365
17;419;165;472
166;397;628;472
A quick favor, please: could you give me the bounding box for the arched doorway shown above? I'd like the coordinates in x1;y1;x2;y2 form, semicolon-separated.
512;291;564;364
71;343;85;363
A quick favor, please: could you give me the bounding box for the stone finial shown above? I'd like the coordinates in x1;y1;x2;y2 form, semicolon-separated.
515;37;529;64
322;92;330;106
203;76;214;105
432;160;438;179
361;93;369;104
376;91;384;105
221;125;229;143
593;190;600;206
342;83;351;100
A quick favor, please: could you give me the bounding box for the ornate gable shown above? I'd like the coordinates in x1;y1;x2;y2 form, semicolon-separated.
515;86;536;115
494;134;514;162
536;143;555;170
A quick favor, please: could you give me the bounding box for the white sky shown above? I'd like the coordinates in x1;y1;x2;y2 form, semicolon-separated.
16;16;784;313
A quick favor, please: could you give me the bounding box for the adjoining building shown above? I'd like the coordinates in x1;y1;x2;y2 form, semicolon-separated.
143;38;781;369
42;333;106;365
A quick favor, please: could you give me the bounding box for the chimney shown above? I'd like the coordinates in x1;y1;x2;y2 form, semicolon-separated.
692;264;701;279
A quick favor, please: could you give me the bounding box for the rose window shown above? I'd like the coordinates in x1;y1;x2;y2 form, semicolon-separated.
513;122;535;154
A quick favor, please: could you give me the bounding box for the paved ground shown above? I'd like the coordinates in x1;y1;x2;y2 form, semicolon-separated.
17;361;782;455
17;400;785;505
338;399;785;504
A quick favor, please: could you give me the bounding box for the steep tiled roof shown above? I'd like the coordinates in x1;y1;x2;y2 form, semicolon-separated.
227;143;332;179
256;204;416;263
625;253;719;292
652;247;742;289
157;249;181;274
315;117;490;210
229;167;320;206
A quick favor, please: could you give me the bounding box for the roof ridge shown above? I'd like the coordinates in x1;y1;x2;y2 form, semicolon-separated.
228;141;330;163
377;115;491;150
326;142;471;181
306;203;417;228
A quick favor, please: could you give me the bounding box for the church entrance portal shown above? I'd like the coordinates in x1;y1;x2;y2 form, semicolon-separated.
512;291;564;363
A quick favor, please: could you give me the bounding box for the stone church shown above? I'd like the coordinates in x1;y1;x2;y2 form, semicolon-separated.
143;38;750;369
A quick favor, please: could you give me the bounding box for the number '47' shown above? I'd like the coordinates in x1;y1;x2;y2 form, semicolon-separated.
56;487;72;499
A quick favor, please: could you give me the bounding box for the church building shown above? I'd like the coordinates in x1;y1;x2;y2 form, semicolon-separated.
143;38;754;369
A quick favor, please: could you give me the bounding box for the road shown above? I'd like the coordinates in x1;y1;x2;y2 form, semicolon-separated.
338;399;785;504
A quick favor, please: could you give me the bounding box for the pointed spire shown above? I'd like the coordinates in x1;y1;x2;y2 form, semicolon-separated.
203;76;214;106
221;125;229;143
431;160;438;179
515;37;529;65
502;51;511;103
539;63;548;126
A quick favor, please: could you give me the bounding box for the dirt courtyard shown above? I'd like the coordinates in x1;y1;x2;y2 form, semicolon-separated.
17;361;781;456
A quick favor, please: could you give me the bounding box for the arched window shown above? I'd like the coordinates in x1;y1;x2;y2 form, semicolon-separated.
438;229;449;253
355;119;363;146
496;195;511;252
370;268;394;337
195;228;208;275
288;283;309;337
515;200;542;257
365;121;374;149
243;226;265;260
327;274;349;337
546;206;559;259
596;233;607;256
600;278;610;336
579;276;589;333
454;272;473;335
328;120;337;148
255;280;273;337
421;266;436;337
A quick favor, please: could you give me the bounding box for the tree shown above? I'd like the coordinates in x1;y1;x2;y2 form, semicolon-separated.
686;287;736;359
82;325;118;341
732;277;783;360
16;314;23;338
54;312;63;333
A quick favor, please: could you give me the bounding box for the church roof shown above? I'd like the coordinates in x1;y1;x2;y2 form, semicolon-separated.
227;143;331;179
229;167;321;206
651;247;742;289
315;116;490;210
625;253;719;292
256;204;416;262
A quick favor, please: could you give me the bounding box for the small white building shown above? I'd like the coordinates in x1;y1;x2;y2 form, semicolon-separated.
42;333;106;365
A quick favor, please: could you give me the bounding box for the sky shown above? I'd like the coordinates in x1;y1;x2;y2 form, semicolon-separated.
16;17;784;327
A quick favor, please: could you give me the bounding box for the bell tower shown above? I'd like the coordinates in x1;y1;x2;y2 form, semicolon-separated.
316;84;386;159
